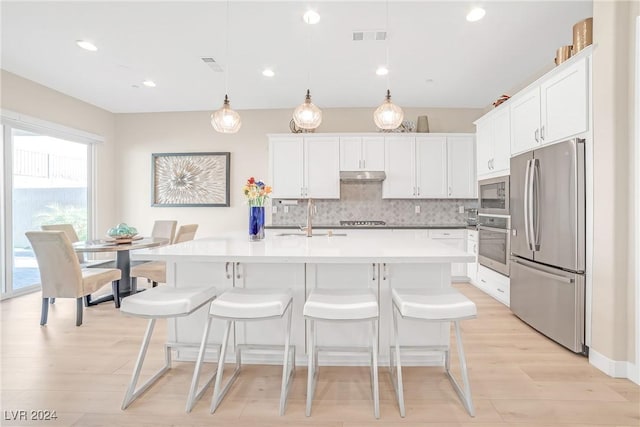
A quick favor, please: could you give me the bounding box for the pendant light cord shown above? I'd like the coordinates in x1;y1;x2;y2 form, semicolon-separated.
385;0;390;92
224;0;230;96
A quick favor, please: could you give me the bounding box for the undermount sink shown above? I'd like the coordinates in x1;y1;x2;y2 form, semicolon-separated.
275;232;347;237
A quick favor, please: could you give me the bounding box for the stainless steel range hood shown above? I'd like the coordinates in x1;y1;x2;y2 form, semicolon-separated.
339;171;386;182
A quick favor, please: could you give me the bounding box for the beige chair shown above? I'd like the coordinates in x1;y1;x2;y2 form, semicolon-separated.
152;220;178;243
41;223;85;264
25;231;122;326
131;224;198;288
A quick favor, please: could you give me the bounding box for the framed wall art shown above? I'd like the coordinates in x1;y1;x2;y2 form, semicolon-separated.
151;152;230;207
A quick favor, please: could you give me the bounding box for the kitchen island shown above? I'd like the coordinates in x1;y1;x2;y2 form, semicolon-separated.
131;231;473;365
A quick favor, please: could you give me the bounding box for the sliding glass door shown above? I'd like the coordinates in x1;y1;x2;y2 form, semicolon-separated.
1;121;93;298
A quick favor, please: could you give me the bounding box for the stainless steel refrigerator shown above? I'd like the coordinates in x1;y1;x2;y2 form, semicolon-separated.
510;138;587;354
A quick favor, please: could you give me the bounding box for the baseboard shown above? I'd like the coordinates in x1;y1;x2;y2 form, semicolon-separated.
589;348;637;382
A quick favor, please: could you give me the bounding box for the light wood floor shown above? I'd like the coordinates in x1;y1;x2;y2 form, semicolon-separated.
1;283;638;427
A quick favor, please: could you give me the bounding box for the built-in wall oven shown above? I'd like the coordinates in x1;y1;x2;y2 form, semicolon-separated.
478;214;510;276
478;175;510;215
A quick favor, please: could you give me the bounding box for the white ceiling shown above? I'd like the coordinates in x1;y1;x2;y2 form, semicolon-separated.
1;1;593;113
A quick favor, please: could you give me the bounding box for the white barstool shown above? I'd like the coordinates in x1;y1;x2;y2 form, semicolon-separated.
390;287;477;417
187;288;295;415
303;288;380;418
120;285;218;410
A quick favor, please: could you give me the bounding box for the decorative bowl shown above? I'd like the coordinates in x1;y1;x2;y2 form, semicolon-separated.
107;223;138;239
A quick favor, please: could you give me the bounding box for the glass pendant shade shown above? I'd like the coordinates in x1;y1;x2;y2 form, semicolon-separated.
374;89;404;130
211;95;242;133
292;89;322;130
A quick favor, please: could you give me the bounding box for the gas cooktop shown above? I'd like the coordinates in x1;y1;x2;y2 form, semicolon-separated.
339;220;386;226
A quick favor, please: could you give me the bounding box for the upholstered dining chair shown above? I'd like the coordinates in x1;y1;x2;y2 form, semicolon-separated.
152;220;178;244
25;231;122;326
130;224;198;288
41;223;85;264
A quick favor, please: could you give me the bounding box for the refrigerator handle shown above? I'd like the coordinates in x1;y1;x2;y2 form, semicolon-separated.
523;159;532;250
532;158;541;251
511;258;574;283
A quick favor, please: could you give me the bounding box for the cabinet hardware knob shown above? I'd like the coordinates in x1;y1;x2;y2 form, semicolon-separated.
497;288;505;293
541;125;545;140
225;262;231;279
535;129;540;142
235;262;241;279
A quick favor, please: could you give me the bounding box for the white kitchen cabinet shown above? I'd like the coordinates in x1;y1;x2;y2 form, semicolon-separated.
447;136;476;198
475;265;510;306
269;135;340;199
429;229;466;280
510;56;589;156
540;57;589;144
510;87;541;155
475;107;510;178
416;136;448;197
383;136;415;198
384;134;474;199
466;229;478;283
340;136;385;171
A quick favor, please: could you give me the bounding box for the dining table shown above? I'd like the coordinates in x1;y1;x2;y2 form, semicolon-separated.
73;236;170;305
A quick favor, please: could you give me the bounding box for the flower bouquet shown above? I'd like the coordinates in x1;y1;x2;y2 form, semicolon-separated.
243;177;272;240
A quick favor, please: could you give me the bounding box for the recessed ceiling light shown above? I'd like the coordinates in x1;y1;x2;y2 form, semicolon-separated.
303;10;320;25
466;7;486;22
76;40;97;51
262;68;275;77
142;80;156;88
376;66;389;76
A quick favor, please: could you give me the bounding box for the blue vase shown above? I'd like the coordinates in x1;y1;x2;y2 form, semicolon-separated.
249;206;265;241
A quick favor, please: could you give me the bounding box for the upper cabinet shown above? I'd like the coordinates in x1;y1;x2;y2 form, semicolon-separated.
269;135;340;199
447;135;477;198
475;106;511;178
510;56;589;156
340;136;385;171
477;49;591;175
383;134;475;199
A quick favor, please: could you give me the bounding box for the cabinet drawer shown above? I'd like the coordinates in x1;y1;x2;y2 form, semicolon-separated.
429;229;465;239
476;265;510;306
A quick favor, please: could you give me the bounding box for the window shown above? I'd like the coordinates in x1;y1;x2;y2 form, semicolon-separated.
1;112;100;299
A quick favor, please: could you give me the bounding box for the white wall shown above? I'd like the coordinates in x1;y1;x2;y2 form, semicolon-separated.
591;0;638;371
114;107;483;238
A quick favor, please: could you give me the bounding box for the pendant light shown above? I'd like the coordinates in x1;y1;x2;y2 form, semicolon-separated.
293;89;322;130
292;10;322;130
211;0;241;133
373;1;404;130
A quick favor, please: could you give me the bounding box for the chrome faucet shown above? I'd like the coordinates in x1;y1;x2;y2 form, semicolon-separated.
301;198;315;237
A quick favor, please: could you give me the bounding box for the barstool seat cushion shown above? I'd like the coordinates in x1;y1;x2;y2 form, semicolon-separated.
303;288;378;320
209;288;292;319
121;286;217;317
392;288;477;320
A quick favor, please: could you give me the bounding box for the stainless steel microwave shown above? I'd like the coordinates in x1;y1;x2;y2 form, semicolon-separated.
478;175;510;215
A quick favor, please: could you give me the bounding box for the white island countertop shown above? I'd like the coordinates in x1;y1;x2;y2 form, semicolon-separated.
131;232;474;264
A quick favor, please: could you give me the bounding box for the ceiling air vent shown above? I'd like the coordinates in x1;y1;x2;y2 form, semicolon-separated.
201;57;223;72
352;30;387;42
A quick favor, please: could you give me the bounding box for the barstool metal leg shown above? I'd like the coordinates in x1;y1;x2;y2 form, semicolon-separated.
371;319;380;419
389;304;406;417
445;320;475;417
305;318;317;417
122;318;172;409
279;304;295;415
211;320;241;414
185;316;218;413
